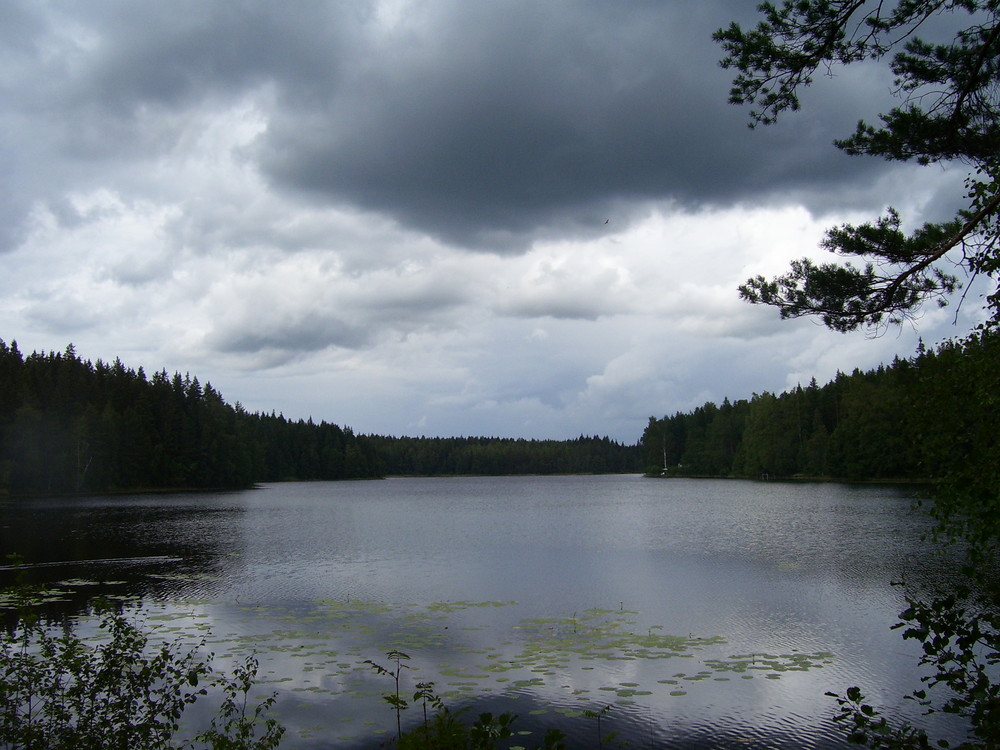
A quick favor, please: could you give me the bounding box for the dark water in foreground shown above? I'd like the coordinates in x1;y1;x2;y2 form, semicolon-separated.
0;476;969;748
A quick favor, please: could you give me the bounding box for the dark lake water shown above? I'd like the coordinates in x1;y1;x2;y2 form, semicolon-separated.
0;475;970;748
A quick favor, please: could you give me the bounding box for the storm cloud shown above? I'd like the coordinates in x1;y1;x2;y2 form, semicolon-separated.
0;0;986;441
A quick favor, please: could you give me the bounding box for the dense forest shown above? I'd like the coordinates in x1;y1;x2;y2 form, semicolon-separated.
2;331;995;495
367;434;639;476
0;339;640;495
640;330;998;481
0;340;384;494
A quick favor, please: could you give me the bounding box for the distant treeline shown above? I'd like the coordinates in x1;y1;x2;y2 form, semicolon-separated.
365;434;640;476
5;331;991;494
641;330;998;481
0;339;640;496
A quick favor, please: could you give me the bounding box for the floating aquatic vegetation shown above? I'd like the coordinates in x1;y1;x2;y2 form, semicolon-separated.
702;651;836;675
426;600;518;614
53;578;127;587
0;587;70;608
507;608;724;675
0;576;135;610
204;596;834;725
22;593;835;744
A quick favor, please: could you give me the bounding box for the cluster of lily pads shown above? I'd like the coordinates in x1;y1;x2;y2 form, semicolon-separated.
2;576;835;746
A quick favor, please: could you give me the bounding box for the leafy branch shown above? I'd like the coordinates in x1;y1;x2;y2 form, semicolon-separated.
719;1;1000;331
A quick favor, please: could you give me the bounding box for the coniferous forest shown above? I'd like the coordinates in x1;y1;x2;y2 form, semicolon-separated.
640;331;999;482
0;339;640;495
1;331;996;496
0;340;385;494
367;433;639;476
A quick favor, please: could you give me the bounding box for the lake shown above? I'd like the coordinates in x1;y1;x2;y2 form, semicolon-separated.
0;475;969;748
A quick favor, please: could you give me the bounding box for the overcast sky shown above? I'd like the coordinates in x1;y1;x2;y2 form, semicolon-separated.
1;0;991;442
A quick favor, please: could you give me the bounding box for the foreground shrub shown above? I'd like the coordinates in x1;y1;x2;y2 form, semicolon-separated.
366;650;568;750
0;591;283;750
